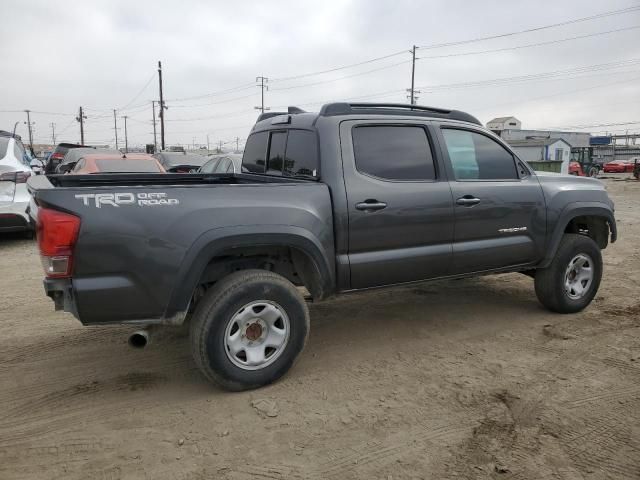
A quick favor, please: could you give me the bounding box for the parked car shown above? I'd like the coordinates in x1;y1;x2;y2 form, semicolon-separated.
198;154;243;174
69;153;165;174
29;102;617;391
46;143;86;174
56;147;121;173
0;131;32;232
603;160;634;173
153;152;208;172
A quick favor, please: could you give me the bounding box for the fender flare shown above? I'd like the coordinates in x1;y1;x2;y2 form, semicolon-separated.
164;224;335;318
540;202;617;267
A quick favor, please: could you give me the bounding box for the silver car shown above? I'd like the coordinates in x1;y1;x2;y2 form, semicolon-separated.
198;153;243;174
0;132;33;232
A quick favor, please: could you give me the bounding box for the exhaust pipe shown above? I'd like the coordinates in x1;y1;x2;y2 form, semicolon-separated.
128;330;150;349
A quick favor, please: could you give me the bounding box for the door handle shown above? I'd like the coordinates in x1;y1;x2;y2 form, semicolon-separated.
355;200;387;211
456;196;480;206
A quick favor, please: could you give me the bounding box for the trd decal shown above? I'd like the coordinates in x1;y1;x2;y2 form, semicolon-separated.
75;192;179;208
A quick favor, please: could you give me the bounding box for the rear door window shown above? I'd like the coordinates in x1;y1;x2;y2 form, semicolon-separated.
352;125;436;180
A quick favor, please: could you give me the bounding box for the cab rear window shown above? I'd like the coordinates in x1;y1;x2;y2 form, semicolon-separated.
242;130;318;178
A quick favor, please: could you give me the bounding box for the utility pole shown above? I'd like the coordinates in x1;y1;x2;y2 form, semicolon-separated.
192;137;196;151
206;134;210;153
113;109;119;150
122;115;129;153
409;45;417;105
24;110;34;151
158;61;166;150
255;76;270;114
218;140;223;153
152;101;158;152
76;106;86;144
236;136;239;151
49;122;56;145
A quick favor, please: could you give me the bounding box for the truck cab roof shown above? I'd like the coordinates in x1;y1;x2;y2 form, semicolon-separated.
251;102;482;133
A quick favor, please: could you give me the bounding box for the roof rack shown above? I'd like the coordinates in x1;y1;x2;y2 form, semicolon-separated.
256;106;307;123
318;102;481;125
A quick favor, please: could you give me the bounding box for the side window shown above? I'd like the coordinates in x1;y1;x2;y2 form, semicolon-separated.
352;125;436;181
242;132;268;173
266;131;287;176
14;141;26;164
74;159;85;172
215;158;231;173
442;129;518;180
201;158;220;173
284;130;318;177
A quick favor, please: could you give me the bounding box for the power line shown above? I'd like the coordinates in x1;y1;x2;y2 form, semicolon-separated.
416;58;640;91
166;83;256;103
270;60;411;92
268;5;640;85
170;92;257;109
119;72;157;111
417;5;640;49
416;25;640;62
270;50;407;83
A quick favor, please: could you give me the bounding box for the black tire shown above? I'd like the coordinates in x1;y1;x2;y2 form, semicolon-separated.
190;269;309;391
534;233;602;314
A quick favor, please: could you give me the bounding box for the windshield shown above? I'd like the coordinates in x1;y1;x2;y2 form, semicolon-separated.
95;159;163;173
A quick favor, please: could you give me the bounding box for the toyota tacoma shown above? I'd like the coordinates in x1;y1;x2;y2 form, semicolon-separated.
28;103;617;390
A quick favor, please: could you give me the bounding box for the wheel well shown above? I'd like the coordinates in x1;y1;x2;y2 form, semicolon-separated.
564;215;609;249
191;246;326;308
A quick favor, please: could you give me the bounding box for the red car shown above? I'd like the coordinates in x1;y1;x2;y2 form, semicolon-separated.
603;160;634;173
69;153;165;174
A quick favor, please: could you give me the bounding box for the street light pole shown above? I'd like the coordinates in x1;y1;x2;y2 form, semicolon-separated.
123;115;129;153
113;109;119;150
24;110;34;151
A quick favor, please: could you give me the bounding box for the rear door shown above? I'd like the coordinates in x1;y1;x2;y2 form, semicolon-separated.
436;125;546;274
340;120;455;289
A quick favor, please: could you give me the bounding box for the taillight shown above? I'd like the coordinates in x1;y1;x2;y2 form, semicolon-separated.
37;207;81;278
0;171;31;183
51;152;64;160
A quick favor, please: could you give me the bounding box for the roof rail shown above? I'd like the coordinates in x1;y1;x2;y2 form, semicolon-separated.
318;102;481;125
256;106;308;123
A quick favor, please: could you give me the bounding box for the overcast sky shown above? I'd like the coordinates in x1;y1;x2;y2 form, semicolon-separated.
1;0;639;150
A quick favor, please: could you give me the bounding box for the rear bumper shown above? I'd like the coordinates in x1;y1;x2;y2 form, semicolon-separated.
0;201;31;232
44;277;79;318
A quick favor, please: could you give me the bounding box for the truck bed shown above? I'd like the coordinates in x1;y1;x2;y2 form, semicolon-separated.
28;172;335;325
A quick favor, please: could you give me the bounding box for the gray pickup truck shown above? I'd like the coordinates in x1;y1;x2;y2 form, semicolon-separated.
29;103;617;390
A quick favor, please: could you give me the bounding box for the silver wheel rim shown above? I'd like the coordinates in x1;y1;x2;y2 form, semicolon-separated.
564;253;594;300
224;301;290;371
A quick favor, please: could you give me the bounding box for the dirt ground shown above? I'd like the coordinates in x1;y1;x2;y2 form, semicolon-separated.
0;178;638;480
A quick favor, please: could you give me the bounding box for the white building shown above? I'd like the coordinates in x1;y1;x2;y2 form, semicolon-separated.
486;116;521;132
507;138;572;174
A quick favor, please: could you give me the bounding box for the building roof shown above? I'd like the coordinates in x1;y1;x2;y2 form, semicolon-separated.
487;116;518;124
507;138;572;148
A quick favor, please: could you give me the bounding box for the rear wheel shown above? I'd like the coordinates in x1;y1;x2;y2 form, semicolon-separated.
190;269;310;391
534;234;602;313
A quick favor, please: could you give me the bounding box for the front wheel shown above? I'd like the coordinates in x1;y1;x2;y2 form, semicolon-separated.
534;234;602;314
190;269;310;391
